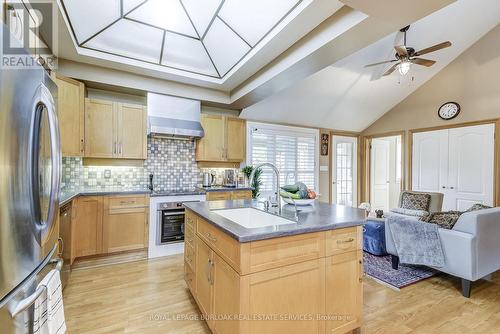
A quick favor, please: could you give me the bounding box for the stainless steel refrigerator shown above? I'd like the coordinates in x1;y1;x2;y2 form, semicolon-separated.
0;23;62;333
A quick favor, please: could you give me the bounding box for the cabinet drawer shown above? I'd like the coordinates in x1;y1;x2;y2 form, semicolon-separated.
107;195;147;209
185;242;195;271
325;227;362;256
206;192;231;201
184;262;196;294
230;190;252;200
185;211;196;231
197;218;241;272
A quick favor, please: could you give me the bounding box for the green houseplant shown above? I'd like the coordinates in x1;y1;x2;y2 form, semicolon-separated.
242;165;262;199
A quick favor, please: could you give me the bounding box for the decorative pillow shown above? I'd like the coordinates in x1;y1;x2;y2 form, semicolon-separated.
420;211;462;230
466;203;492;212
390;207;429;217
400;192;431;212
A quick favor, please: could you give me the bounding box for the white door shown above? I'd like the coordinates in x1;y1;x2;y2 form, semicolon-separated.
412;124;494;211
370;139;390;211
412;129;449;195
332;136;357;207
447;124;494;211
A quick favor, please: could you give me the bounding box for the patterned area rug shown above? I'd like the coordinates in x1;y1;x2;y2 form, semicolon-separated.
363;252;439;289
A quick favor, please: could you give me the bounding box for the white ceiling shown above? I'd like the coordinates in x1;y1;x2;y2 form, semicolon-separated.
240;0;500;132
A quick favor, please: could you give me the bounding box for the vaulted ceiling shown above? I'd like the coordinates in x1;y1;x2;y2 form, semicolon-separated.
240;0;500;131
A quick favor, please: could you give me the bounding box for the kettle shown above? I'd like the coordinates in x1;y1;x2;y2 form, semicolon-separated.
202;172;215;187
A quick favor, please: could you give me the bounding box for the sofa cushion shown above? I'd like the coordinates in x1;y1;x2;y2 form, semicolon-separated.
420;211;462;229
401;192;431;211
466;203;492;212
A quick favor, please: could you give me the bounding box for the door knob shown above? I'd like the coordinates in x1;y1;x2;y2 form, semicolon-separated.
450;186;455;189
442;186;446;189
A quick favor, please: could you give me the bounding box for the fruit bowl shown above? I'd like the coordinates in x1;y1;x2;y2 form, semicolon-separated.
281;197;315;206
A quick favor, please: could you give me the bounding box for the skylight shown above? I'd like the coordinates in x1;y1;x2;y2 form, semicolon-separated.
59;0;303;79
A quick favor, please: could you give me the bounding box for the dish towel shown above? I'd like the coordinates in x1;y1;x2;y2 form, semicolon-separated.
33;269;67;334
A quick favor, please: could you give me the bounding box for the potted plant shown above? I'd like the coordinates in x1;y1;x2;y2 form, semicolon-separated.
242;165;262;199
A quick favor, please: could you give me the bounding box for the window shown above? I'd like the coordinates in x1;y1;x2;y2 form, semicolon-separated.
247;122;319;197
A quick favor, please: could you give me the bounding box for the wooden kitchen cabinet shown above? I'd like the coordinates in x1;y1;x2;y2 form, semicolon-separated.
196;115;246;162
72;194;149;260
196;114;225;161
206;190;252;201
73;196;103;258
55;75;85;156
102;195;149;254
84;98;147;159
325;251;363;334
117;103;147;159
185;210;363;334
195;235;214;325
84;99;115;158
225;117;246;161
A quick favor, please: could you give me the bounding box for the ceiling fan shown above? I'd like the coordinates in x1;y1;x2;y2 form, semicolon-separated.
365;25;452;77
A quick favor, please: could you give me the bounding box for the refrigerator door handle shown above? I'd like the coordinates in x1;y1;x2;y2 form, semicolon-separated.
9;258;63;318
45;84;61;227
31;84;61;235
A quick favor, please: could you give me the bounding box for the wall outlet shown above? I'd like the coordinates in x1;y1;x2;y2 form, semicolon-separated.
104;169;111;179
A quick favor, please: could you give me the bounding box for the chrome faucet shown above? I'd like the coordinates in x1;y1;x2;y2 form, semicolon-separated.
281;191;300;221
249;162;282;214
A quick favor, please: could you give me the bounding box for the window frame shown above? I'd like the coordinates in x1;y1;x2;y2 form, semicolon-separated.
246;121;320;194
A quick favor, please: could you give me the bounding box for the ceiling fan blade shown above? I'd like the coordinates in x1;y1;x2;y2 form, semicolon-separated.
382;63;399;76
414;41;452;56
394;45;408;58
411;58;436;67
364;59;398;68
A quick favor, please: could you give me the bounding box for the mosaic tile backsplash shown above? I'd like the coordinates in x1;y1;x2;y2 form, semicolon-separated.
62;137;202;192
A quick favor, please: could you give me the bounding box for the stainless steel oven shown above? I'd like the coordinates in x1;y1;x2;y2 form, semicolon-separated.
156;201;199;245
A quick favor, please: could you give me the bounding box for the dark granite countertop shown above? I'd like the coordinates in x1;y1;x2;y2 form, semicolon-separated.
196;186;253;192
183;200;365;242
59;187;151;206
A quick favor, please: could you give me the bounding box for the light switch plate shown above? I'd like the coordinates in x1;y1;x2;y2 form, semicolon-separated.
104;169;111;179
320;165;329;172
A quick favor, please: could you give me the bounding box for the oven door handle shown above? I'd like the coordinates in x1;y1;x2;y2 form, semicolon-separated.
160;211;186;216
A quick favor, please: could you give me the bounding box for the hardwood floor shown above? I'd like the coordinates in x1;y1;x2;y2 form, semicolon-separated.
63;254;500;334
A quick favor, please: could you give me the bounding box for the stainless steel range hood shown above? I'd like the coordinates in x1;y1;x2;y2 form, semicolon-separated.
147;93;204;139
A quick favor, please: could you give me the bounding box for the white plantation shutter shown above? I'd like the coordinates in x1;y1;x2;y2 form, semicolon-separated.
247;122;319;195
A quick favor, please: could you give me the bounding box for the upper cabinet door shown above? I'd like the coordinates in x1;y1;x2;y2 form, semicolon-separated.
56;75;85;156
448;124;494;210
84;99;116;158
412;129;449;194
117;103;147;159
196;115;225;161
226;117;246;161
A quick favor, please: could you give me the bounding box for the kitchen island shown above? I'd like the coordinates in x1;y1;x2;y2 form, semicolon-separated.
183;200;365;334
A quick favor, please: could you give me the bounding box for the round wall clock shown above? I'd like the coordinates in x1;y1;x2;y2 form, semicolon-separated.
438;102;460;120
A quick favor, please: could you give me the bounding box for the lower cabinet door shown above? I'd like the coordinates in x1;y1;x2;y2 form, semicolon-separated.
73;196;103;257
243;259;325;334
102;207;148;253
195;236;213;323
213;253;240;334
325;250;363;334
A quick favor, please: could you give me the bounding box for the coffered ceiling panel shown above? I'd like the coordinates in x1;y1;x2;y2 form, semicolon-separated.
85;19;163;64
59;0;305;79
126;0;197;37
161;32;218;76
219;0;300;46
63;0;121;43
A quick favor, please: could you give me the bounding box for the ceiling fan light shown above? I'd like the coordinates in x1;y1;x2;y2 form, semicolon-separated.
398;61;411;76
